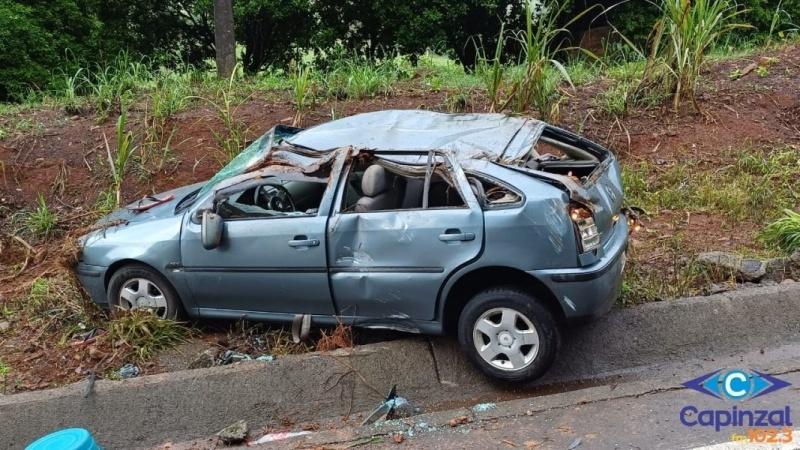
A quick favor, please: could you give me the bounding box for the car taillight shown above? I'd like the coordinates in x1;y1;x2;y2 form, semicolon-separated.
569;204;600;252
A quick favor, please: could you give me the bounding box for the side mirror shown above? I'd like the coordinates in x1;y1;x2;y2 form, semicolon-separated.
201;210;224;250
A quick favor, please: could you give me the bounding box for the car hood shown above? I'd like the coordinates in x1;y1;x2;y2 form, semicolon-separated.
98;182;205;226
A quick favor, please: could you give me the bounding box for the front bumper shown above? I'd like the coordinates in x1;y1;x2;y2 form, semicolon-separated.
530;216;628;322
76;263;109;306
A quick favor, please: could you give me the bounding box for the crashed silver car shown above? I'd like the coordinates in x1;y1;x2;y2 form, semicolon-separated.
77;110;628;382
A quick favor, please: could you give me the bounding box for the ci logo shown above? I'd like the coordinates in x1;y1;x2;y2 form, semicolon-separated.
683;369;791;401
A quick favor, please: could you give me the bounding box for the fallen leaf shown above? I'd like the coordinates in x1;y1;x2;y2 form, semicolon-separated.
523;440;540;449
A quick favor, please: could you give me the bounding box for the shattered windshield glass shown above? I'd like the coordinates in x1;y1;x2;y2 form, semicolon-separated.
195;133;272;201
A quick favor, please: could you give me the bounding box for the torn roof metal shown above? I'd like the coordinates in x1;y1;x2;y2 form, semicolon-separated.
285;110;544;162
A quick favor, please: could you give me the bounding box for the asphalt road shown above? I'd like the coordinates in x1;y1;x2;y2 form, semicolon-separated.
257;343;800;450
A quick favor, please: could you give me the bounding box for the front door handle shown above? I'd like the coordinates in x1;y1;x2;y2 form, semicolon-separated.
288;235;320;248
438;229;475;242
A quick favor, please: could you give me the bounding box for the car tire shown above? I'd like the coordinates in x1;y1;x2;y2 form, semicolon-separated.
458;287;559;383
107;264;183;320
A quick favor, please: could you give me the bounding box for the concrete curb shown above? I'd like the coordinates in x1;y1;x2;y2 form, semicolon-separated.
4;284;800;449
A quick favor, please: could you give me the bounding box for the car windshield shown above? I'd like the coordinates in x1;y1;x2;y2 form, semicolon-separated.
192;133;273;203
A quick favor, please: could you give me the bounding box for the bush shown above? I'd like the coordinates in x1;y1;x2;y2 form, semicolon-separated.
0;0;96;100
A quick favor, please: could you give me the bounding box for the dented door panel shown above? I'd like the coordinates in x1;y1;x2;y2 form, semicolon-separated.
328;208;483;320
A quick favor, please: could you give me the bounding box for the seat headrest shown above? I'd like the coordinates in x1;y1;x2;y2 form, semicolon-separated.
361;165;391;197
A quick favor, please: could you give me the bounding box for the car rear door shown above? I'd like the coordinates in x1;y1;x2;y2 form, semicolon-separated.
327;152;484;322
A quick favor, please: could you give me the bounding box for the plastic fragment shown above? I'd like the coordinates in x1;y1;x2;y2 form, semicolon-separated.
118;363;140;379
252;431;311;444
219;350;252;365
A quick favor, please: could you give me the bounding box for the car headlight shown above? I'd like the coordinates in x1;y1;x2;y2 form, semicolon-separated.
569;204;601;252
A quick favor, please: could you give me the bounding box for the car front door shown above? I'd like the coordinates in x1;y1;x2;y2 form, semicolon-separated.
327;152;484;322
179;155;345;318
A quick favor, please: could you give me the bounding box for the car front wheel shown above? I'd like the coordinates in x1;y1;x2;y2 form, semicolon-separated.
458;287;559;383
107;264;183;320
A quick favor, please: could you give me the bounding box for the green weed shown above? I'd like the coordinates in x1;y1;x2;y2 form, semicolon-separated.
25;275;100;339
760;209;800;254
621;235;733;305
622;146;800;221
291;62;315;126
565;57;600;86
195;66;250;163
106;310;192;361
103;110;137;207
25;193;58;239
0;359;9;394
500;0;600;120
767;0;799;46
418;52;481;92
473;24;507;112
643;0;751;111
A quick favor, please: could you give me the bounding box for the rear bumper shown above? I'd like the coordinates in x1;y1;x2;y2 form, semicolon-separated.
529;216;628;322
76;263;109;306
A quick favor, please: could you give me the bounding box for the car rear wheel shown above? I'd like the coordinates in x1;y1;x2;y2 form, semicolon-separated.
458;287;559;383
107;264;183;320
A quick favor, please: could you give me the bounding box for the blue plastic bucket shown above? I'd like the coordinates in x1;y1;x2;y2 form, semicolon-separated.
25;428;101;450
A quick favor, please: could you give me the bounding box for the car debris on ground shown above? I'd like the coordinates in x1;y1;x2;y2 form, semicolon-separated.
361;385;417;426
118;363;140;379
216;419;248;445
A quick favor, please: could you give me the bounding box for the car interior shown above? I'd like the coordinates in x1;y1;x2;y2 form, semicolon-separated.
215;156;525;219
217;177;327;219
341;161;466;213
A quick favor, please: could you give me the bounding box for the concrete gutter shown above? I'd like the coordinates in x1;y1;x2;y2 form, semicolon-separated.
3;284;800;449
253;342;800;450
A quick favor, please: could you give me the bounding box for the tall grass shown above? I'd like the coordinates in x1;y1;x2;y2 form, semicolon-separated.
291;62;315;127
104;110;137;208
474;23;506;112
81;53;153;119
767;0;799;45
499;0;599;120
194;66;250;163
643;0;751;111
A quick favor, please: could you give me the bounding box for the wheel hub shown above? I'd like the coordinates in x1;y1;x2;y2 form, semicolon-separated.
472;307;541;372
498;331;515;347
119;278;168;319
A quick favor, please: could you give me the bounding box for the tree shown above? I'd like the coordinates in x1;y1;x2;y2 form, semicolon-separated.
214;0;236;78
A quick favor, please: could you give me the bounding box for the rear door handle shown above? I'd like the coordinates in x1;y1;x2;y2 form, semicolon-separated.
438;229;475;242
288;235;320;248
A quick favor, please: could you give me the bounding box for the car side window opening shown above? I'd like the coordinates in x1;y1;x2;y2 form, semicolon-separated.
465;173;522;209
216;176;327;220
341;155;466;213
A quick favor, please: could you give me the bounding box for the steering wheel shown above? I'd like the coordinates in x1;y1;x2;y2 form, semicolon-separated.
253;183;296;213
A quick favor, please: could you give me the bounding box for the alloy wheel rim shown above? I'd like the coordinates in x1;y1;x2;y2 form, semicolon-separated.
472;307;539;371
118;278;168;319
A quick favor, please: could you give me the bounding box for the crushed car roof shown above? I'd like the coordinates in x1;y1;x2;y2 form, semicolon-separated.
285;110;545;162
